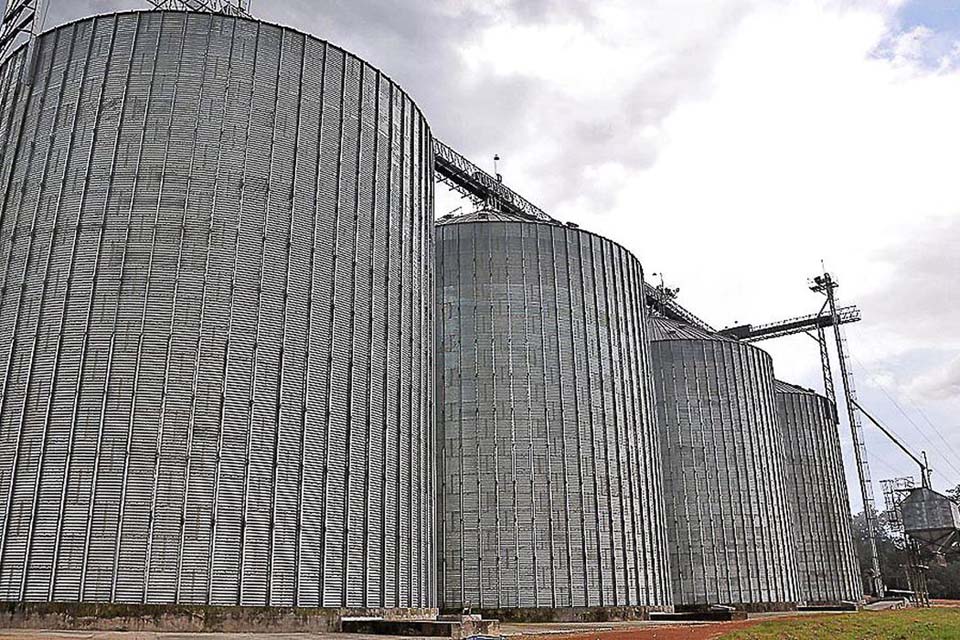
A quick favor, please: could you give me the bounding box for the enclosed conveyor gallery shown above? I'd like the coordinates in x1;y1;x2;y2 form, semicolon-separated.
435;212;672;617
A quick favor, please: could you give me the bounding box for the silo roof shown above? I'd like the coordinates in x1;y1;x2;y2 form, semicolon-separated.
775;379;819;395
436;208;569;227
648;315;734;342
437;209;532;225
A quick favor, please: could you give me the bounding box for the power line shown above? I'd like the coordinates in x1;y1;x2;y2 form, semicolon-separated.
848;328;960;485
916;406;960;468
858;364;960;480
851;327;960;459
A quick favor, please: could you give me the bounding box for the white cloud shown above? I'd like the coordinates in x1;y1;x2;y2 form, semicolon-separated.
449;0;960;493
905;354;960;401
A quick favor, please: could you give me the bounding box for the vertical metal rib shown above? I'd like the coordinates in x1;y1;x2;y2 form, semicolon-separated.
238;20;282;607
548;228;575;604
208;17;260;608
533;226;558;607
171;12;215;603
573;232;604;606
502;222;521;606
0;32;71;600
360;69;382;608
615;251;643;603
140;15;189;602
404;97;415;607
177;13;236;605
377;79;393;607
318;51;347;608
266;27;301;607
293;27;314;599
56;13;151;603
339;58;363;607
297;39;328;608
19;16;104;601
0;27;60;583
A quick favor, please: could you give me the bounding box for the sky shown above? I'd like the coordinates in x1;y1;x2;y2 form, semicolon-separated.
38;0;960;512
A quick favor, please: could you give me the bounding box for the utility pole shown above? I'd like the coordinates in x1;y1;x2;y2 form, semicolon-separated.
811;272;884;597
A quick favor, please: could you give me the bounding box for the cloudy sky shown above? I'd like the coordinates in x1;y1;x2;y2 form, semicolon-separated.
42;0;960;510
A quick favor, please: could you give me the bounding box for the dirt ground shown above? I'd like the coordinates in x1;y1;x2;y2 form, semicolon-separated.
505;614;814;640
0;608;939;640
933;599;960;607
0;625;772;640
0;618;799;640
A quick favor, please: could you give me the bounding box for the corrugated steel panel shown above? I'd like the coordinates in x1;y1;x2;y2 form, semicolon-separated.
436;219;671;611
649;318;799;608
776;382;862;605
0;10;434;608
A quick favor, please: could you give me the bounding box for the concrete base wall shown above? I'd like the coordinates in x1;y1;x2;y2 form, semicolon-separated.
342;617;499;638
0;602;437;632
798;602;860;611
341;607;439;621
442;605;671;623
675;601;798;614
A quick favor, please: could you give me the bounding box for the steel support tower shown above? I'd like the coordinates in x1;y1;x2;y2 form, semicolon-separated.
811;272;884;597
0;0;39;62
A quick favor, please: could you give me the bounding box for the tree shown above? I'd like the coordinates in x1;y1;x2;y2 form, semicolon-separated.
851;510;910;593
851;508;960;599
947;484;960;504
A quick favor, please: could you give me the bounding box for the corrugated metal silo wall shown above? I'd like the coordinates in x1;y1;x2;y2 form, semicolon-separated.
650;337;799;608
436;220;672;611
777;387;863;604
0;11;434;608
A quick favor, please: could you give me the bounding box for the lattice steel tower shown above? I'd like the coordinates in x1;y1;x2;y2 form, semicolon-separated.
810;272;884;596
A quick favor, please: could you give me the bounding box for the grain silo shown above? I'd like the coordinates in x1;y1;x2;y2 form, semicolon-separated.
0;10;433;609
436;211;672;619
776;381;863;605
649;317;798;610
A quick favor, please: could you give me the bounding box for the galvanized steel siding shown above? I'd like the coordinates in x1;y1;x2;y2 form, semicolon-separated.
436;220;671;610
777;387;862;605
0;11;434;607
650;333;799;607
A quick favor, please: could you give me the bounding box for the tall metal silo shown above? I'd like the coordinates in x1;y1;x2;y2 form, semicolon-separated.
649;317;798;610
436;212;672;618
0;10;434;609
776;380;862;605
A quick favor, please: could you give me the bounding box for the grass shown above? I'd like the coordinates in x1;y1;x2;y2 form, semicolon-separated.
720;607;960;640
